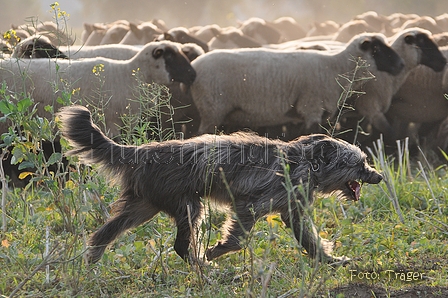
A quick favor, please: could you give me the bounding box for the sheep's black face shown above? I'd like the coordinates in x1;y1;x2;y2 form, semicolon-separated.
154;46;197;85
362;37;404;76
405;33;447;72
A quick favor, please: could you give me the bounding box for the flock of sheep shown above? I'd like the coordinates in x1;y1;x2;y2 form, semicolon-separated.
1;10;448;176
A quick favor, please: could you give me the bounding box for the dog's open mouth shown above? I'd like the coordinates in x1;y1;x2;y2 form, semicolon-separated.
346;181;361;201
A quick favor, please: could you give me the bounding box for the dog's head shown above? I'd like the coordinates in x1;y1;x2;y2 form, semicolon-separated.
290;134;383;201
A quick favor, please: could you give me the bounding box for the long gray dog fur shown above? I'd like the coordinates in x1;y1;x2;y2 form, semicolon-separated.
58;105;383;264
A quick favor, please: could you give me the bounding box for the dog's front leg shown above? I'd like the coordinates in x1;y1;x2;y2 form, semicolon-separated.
205;202;259;261
281;210;348;264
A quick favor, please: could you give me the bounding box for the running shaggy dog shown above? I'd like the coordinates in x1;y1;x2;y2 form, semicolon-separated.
58;105;383;264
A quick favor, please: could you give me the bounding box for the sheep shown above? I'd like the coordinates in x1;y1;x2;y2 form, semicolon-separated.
84;25;107;46
12;36;204;63
156;27;209;53
269;16;307;42
0;41;196;137
238;17;282;44
11;35;68;59
387;13;419;29
119;22;162;45
34;21;74;46
306;20;340;37
386;47;448;138
353;11;393;35
435;116;448;152
208;27;262;50
81;23;95;44
189;33;405;135
347;28;446;141
193;24;222;43
333;20;376;42
434;32;448;47
435;13;448;31
61;44;141;60
399;16;443;34
100;23;130;45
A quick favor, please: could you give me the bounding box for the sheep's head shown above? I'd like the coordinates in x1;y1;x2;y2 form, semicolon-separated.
148;41;197;86
361;35;405;75
403;29;447;72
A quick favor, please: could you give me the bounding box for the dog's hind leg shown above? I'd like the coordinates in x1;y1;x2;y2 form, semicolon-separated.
86;193;160;264
281;209;340;263
205;201;260;261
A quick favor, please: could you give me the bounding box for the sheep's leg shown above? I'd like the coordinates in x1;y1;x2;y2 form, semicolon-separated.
172;200;203;263
197;113;226;134
300;106;323;134
86;196;160;264
372;112;395;141
281;210;346;264
205;202;260;260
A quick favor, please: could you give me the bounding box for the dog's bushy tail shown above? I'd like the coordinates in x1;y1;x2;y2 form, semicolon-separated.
57;105;124;175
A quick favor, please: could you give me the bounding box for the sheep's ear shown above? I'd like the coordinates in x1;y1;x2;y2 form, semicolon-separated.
360;39;371;51
164;33;174;41
404;34;415;45
152;47;164;59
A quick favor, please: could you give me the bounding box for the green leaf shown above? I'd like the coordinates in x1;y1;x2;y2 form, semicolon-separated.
46;152;62;166
44;105;54;113
17;98;32;112
18;161;35;170
0;100;15;114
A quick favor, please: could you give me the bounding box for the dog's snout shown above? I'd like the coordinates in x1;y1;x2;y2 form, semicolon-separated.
373;172;383;184
362;168;383;184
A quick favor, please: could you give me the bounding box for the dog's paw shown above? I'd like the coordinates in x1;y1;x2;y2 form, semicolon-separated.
327;255;352;267
84;246;106;265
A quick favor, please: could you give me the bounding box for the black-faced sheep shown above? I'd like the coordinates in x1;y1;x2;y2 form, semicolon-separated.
349;28;446;140
189;33;405;135
0;41;196;137
386;47;448;138
12;35;68;59
13;37;204;63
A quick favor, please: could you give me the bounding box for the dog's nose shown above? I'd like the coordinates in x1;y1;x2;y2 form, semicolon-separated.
375;173;384;184
364;171;383;184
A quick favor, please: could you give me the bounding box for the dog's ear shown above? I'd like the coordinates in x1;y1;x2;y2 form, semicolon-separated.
297;139;337;171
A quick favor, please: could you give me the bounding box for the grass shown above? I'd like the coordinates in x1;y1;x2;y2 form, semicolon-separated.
1;4;447;297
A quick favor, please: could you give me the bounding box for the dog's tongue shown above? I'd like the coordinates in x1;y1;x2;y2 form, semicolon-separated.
350;181;361;201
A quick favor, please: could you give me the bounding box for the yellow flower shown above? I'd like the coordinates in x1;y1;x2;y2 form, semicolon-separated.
92;64;104;74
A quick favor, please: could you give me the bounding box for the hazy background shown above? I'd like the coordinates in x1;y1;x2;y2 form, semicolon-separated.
1;0;448;41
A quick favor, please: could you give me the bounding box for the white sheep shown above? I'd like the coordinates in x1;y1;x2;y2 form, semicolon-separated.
119;22;162;45
100;23;130;45
61;44;141;60
13;37;204;62
351;28;447;139
189;33;405;135
0;41;196;137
